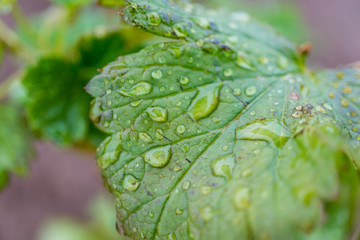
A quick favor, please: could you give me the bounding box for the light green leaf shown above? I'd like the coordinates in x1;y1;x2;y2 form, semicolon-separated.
37;195;126;240
0;104;34;191
0;0;16;14
87;0;360;239
97;0;124;7
50;0;95;8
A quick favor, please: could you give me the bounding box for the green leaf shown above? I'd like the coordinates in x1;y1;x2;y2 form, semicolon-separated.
49;0;95;8
0;0;16;14
23;57;90;145
97;0;124;7
87;0;360;239
0;104;33;191
37;195;126;240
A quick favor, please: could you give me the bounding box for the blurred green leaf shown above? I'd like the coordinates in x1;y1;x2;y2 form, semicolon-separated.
0;0;16;14
37;194;125;240
97;0;124;7
49;0;96;8
22;30;147;146
0;104;33;191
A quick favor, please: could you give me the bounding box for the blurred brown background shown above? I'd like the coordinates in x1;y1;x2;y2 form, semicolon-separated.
0;0;360;240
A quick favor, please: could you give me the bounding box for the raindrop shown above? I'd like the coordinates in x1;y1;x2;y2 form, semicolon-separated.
151;70;163;79
200;185;212;196
119;82;152;97
147;106;167;122
144;145;172;168
180;76;190;85
182;181;191;190
245;86;257;97
200;206;213;222
123;175;141;191
173;23;188;37
156;129;164;139
139;132;153;143
147;12;162;26
233;187;251;210
223;68;233;77
233;88;241;96
211;154;235;179
176;125;186;134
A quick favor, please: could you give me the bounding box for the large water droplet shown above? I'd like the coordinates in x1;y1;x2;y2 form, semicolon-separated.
233;187;251;210
176;125;186;134
144;145;172;168
200;185;212;196
173;23;188;37
147;106;167;122
151;70;163;79
119;82;152;97
211;154;235;179
236;119;290;148
245;86;257;97
123;174;140;191
180;76;190;85
147;12;162;26
188;86;220;121
236;52;255;71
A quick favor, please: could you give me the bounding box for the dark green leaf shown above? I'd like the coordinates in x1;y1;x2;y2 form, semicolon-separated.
87;0;360;239
49;0;95;8
0;104;34;191
97;0;124;7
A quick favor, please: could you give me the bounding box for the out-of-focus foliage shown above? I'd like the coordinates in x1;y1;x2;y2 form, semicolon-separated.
37;194;125;240
97;0;124;7
205;0;308;44
49;0;96;8
0;104;33;191
0;0;16;14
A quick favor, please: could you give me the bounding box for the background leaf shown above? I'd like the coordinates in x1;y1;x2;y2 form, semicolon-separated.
0;104;34;191
49;0;96;8
0;0;16;14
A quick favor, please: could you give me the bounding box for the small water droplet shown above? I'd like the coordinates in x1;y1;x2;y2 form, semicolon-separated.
250;111;256;116
242;169;252;178
151;70;163;79
149;211;154;218
340;98;349;107
175;208;183;215
139;132;153;143
144;145;172;168
212;117;220;123
176;125;186;134
173;166;182;172
258;57;268;65
130;100;142;107
182;143;190;153
182;181;191;190
200;206;213;222
200;185;212;196
173;23;187;37
277;56;288;69
245;86;257;97
147;106;167;122
123;175;141;191
233;88;241;96
192;17;210;29
223;68;233;77
233;187;251;210
119;82;152;97
156;129;164;139
211;154;235;179
147;12;162;26
180;76;190;85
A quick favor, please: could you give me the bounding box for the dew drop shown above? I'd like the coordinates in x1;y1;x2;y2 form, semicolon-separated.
130;100;142;107
144;145;172;168
233;88;241;96
173;23;187;37
245;86;257;97
151;70;163;79
192;17;210;29
147;12;162;26
139;132;153;143
176;125;186;134
233;187;251;210
223;68;233;77
156;129;164;139
182;143;190;153
180;76;190;85
242;169;252;178
149;211;154;218
175;208;183;215
173;166;182;172
146;106;167;122
200;185;212;196
182;181;191;190
250;111;256;116
211;154;235;179
200;206;213;222
119;82;152;97
277;56;288;69
188;86;220;121
123;174;141;191
258;57;268;65
340;98;349;107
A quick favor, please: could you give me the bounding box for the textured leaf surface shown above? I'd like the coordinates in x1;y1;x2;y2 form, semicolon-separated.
87;0;360;239
0;104;33;191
